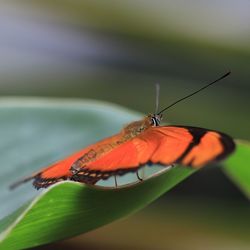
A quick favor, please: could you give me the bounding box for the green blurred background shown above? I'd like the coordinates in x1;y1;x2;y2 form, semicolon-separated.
1;1;249;249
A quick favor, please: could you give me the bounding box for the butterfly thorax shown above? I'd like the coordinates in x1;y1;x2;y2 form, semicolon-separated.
122;114;161;136
122;116;152;136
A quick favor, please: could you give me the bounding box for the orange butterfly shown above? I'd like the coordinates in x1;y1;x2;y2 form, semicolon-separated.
11;72;235;189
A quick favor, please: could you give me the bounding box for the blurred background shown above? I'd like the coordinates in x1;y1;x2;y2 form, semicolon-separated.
1;1;249;249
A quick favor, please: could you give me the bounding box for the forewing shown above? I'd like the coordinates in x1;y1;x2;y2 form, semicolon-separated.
150;126;235;167
70;132;162;183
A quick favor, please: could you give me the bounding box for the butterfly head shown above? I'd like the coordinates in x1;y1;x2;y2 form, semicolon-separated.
149;114;162;127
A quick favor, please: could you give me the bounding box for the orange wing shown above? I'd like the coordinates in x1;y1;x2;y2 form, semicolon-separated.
69;126;235;186
148;126;235;167
10;132;123;189
11;125;235;189
69;137;156;185
32;129;165;188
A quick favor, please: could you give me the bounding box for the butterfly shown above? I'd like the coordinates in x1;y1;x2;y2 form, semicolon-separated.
10;72;235;190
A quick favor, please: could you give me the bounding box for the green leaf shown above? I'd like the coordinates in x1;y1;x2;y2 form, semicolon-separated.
223;140;250;199
0;169;194;250
0;98;195;249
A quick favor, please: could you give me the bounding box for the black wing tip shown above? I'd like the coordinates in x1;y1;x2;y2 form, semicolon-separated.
169;125;236;165
187;125;236;160
9;173;61;190
216;132;236;161
33;174;68;189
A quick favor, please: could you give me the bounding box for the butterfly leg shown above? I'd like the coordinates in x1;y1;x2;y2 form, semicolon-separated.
114;175;118;188
136;170;143;181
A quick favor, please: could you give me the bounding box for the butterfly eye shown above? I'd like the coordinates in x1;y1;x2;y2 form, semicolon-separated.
151;117;160;126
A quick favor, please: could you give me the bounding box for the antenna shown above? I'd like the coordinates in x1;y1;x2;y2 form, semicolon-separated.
157;71;231;115
155;83;160;114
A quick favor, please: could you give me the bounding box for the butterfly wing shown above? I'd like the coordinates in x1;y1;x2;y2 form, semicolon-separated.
70;125;235;185
70;136;157;184
69;128;191;184
33;133;159;188
11;133;123;189
12;125;235;189
148;126;235;167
